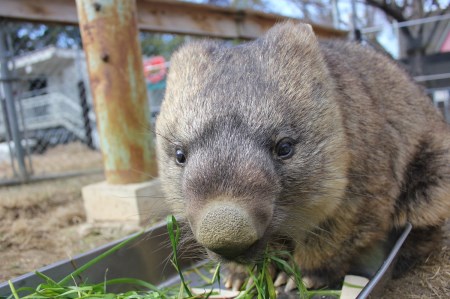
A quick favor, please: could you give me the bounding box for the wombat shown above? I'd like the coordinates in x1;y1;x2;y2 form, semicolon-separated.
155;22;450;290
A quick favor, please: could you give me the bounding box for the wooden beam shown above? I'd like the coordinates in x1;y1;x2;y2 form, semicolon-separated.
76;0;157;184
0;0;347;39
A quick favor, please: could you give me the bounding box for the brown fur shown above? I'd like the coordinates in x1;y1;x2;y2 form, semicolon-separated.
155;22;450;288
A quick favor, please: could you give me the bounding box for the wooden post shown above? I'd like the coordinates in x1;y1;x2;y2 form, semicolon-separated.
76;0;157;184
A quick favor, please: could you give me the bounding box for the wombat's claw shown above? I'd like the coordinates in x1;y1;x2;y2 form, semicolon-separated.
274;272;288;287
224;263;280;291
273;272;296;293
245;277;254;290
274;273;318;292
282;276;316;292
223;263;248;291
224;277;244;291
284;277;297;293
301;277;314;289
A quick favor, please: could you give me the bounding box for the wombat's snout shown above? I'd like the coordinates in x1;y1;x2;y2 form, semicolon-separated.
195;203;258;259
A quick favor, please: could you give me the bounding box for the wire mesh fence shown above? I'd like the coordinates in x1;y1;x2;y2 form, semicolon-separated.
0;20;99;184
0;20;170;185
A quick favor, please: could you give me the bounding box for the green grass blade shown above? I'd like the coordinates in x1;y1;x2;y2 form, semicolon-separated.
263;265;276;299
177;282;184;299
191;268;211;285
270;255;308;295
167;215;192;297
92;278;164;295
55;286;93;297
5;286;36;298
247;269;263;299
34;271;60;287
8;281;19;299
210;263;221;285
58;231;145;286
307;289;341;298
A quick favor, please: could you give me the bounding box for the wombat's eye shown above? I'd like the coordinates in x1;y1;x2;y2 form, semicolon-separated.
175;149;187;165
275;138;295;159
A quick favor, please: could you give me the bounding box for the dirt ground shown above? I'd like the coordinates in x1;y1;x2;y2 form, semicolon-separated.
0;142;104;179
0;143;141;282
382;226;450;298
0;144;449;298
0;173;141;282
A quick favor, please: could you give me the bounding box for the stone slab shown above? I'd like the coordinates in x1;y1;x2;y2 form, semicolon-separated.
82;179;169;226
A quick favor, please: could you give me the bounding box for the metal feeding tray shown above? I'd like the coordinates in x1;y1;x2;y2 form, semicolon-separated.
0;221;412;299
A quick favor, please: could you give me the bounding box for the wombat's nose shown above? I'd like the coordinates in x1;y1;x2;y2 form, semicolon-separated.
196;203;258;259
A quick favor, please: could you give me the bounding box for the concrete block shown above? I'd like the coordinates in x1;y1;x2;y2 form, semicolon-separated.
82;179;169;226
340;275;369;299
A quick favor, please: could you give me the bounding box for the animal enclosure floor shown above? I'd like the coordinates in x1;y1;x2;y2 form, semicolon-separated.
0;142;104;180
0;172;449;298
0;173;141;282
382;222;450;298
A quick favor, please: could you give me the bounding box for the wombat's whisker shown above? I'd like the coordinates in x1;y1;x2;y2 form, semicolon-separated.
292;221;335;241
177;243;206;260
178;248;208;260
310;175;417;194
293;186;382;201
161;253;174;274
127;168;159;180
293;229;338;249
153;128;179;147
130;196;173;199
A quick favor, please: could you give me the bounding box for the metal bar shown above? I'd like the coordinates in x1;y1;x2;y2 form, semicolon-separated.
16;90;34;175
0;0;347;39
0;26;28;182
356;223;412;299
393;13;450;28
0;220;202;297
425;87;450;94
74;44;94;149
0;97;18;176
414;73;450;82
331;0;340;29
78;80;94;149
76;0;157;184
393;20;400;58
443;99;450;123
361;13;450;34
350;0;358;40
0;169;103;187
0;221;412;297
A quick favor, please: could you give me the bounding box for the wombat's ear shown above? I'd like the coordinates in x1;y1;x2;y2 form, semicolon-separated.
259;21;330;101
167;40;220;93
261;21;319;57
263;21;317;50
260;21;328;80
170;40;219;70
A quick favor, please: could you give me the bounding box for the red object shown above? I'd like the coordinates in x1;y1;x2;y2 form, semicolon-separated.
441;31;450;53
143;56;167;83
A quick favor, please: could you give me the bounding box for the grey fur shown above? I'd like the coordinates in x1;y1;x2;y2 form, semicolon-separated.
155;22;450;288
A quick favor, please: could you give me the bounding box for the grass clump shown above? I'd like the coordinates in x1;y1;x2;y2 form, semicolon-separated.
6;216;340;299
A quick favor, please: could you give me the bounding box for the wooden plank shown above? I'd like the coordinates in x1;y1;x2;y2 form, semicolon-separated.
0;0;79;24
0;0;347;39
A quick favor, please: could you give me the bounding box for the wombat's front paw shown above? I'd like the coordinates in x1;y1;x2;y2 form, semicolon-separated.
223;263;249;291
223;262;278;291
273;272;327;292
300;274;328;289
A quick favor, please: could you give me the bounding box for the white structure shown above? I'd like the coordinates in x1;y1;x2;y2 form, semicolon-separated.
0;47;167;151
0;46;99;148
